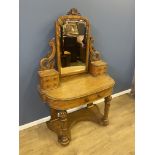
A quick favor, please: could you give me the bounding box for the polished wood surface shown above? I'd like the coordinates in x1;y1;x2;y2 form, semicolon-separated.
20;94;135;155
38;69;59;90
39;74;114;111
40;74;114;100
45;88;112;110
61;66;86;76
89;60;107;76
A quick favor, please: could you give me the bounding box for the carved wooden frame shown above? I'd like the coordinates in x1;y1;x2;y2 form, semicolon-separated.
55;14;91;76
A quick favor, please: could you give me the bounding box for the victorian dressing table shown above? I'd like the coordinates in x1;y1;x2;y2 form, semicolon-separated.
38;8;115;146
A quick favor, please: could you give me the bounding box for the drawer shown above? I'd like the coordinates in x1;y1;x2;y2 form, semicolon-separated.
38;69;59;90
49;87;113;110
82;92;104;103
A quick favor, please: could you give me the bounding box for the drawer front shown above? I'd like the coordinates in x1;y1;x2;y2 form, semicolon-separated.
48;87;113;110
90;65;107;76
40;75;59;90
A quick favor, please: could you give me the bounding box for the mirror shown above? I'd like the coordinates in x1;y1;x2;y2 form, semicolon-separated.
60;20;87;75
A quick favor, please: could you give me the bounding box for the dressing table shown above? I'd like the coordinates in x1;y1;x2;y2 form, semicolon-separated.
38;8;115;146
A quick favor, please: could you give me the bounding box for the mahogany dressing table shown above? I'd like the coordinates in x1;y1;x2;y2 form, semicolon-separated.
38;8;115;146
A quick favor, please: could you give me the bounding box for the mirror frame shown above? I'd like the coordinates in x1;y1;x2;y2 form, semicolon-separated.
55;11;90;77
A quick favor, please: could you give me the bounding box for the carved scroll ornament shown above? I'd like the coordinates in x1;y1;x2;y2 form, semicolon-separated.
89;36;100;61
40;38;56;70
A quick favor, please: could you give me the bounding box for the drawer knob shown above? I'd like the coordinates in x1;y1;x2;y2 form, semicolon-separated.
97;94;101;98
85;98;89;102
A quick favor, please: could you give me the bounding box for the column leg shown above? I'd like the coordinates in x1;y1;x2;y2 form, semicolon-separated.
58;110;70;146
103;96;112;126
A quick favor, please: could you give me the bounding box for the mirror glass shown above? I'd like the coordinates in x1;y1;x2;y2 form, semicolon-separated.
60;20;87;75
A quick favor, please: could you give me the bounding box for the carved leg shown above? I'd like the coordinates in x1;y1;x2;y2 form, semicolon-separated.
103;96;112;126
58;110;70;146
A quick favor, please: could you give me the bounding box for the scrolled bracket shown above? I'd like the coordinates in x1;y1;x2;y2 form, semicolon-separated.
89;36;100;61
40;38;56;70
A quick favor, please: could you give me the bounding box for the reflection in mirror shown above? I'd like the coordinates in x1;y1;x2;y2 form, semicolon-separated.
60;20;87;75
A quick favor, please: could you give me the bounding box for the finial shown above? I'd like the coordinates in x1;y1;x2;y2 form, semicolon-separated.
67;8;81;16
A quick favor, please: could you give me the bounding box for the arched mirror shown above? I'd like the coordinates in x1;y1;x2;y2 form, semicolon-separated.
55;9;90;76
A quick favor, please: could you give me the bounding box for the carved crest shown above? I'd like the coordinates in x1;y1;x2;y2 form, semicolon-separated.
67;8;81;16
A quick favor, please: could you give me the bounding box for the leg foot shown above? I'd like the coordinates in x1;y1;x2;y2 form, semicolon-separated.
58;136;70;146
102;119;109;126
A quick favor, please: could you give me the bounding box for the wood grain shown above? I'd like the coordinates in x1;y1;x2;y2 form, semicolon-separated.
40;74;114;100
89;60;107;76
61;66;86;76
39;74;114;110
20;94;135;155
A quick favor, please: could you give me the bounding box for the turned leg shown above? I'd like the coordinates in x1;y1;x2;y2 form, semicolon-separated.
103;96;112;126
58;110;70;146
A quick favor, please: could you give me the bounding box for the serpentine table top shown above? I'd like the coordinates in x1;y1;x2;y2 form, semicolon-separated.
39;73;115;110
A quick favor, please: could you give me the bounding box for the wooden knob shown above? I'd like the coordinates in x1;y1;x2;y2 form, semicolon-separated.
85;98;89;102
97;94;101;98
53;77;57;80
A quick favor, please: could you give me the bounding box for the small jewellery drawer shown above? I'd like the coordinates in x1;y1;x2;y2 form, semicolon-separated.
89;60;107;76
38;69;59;90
